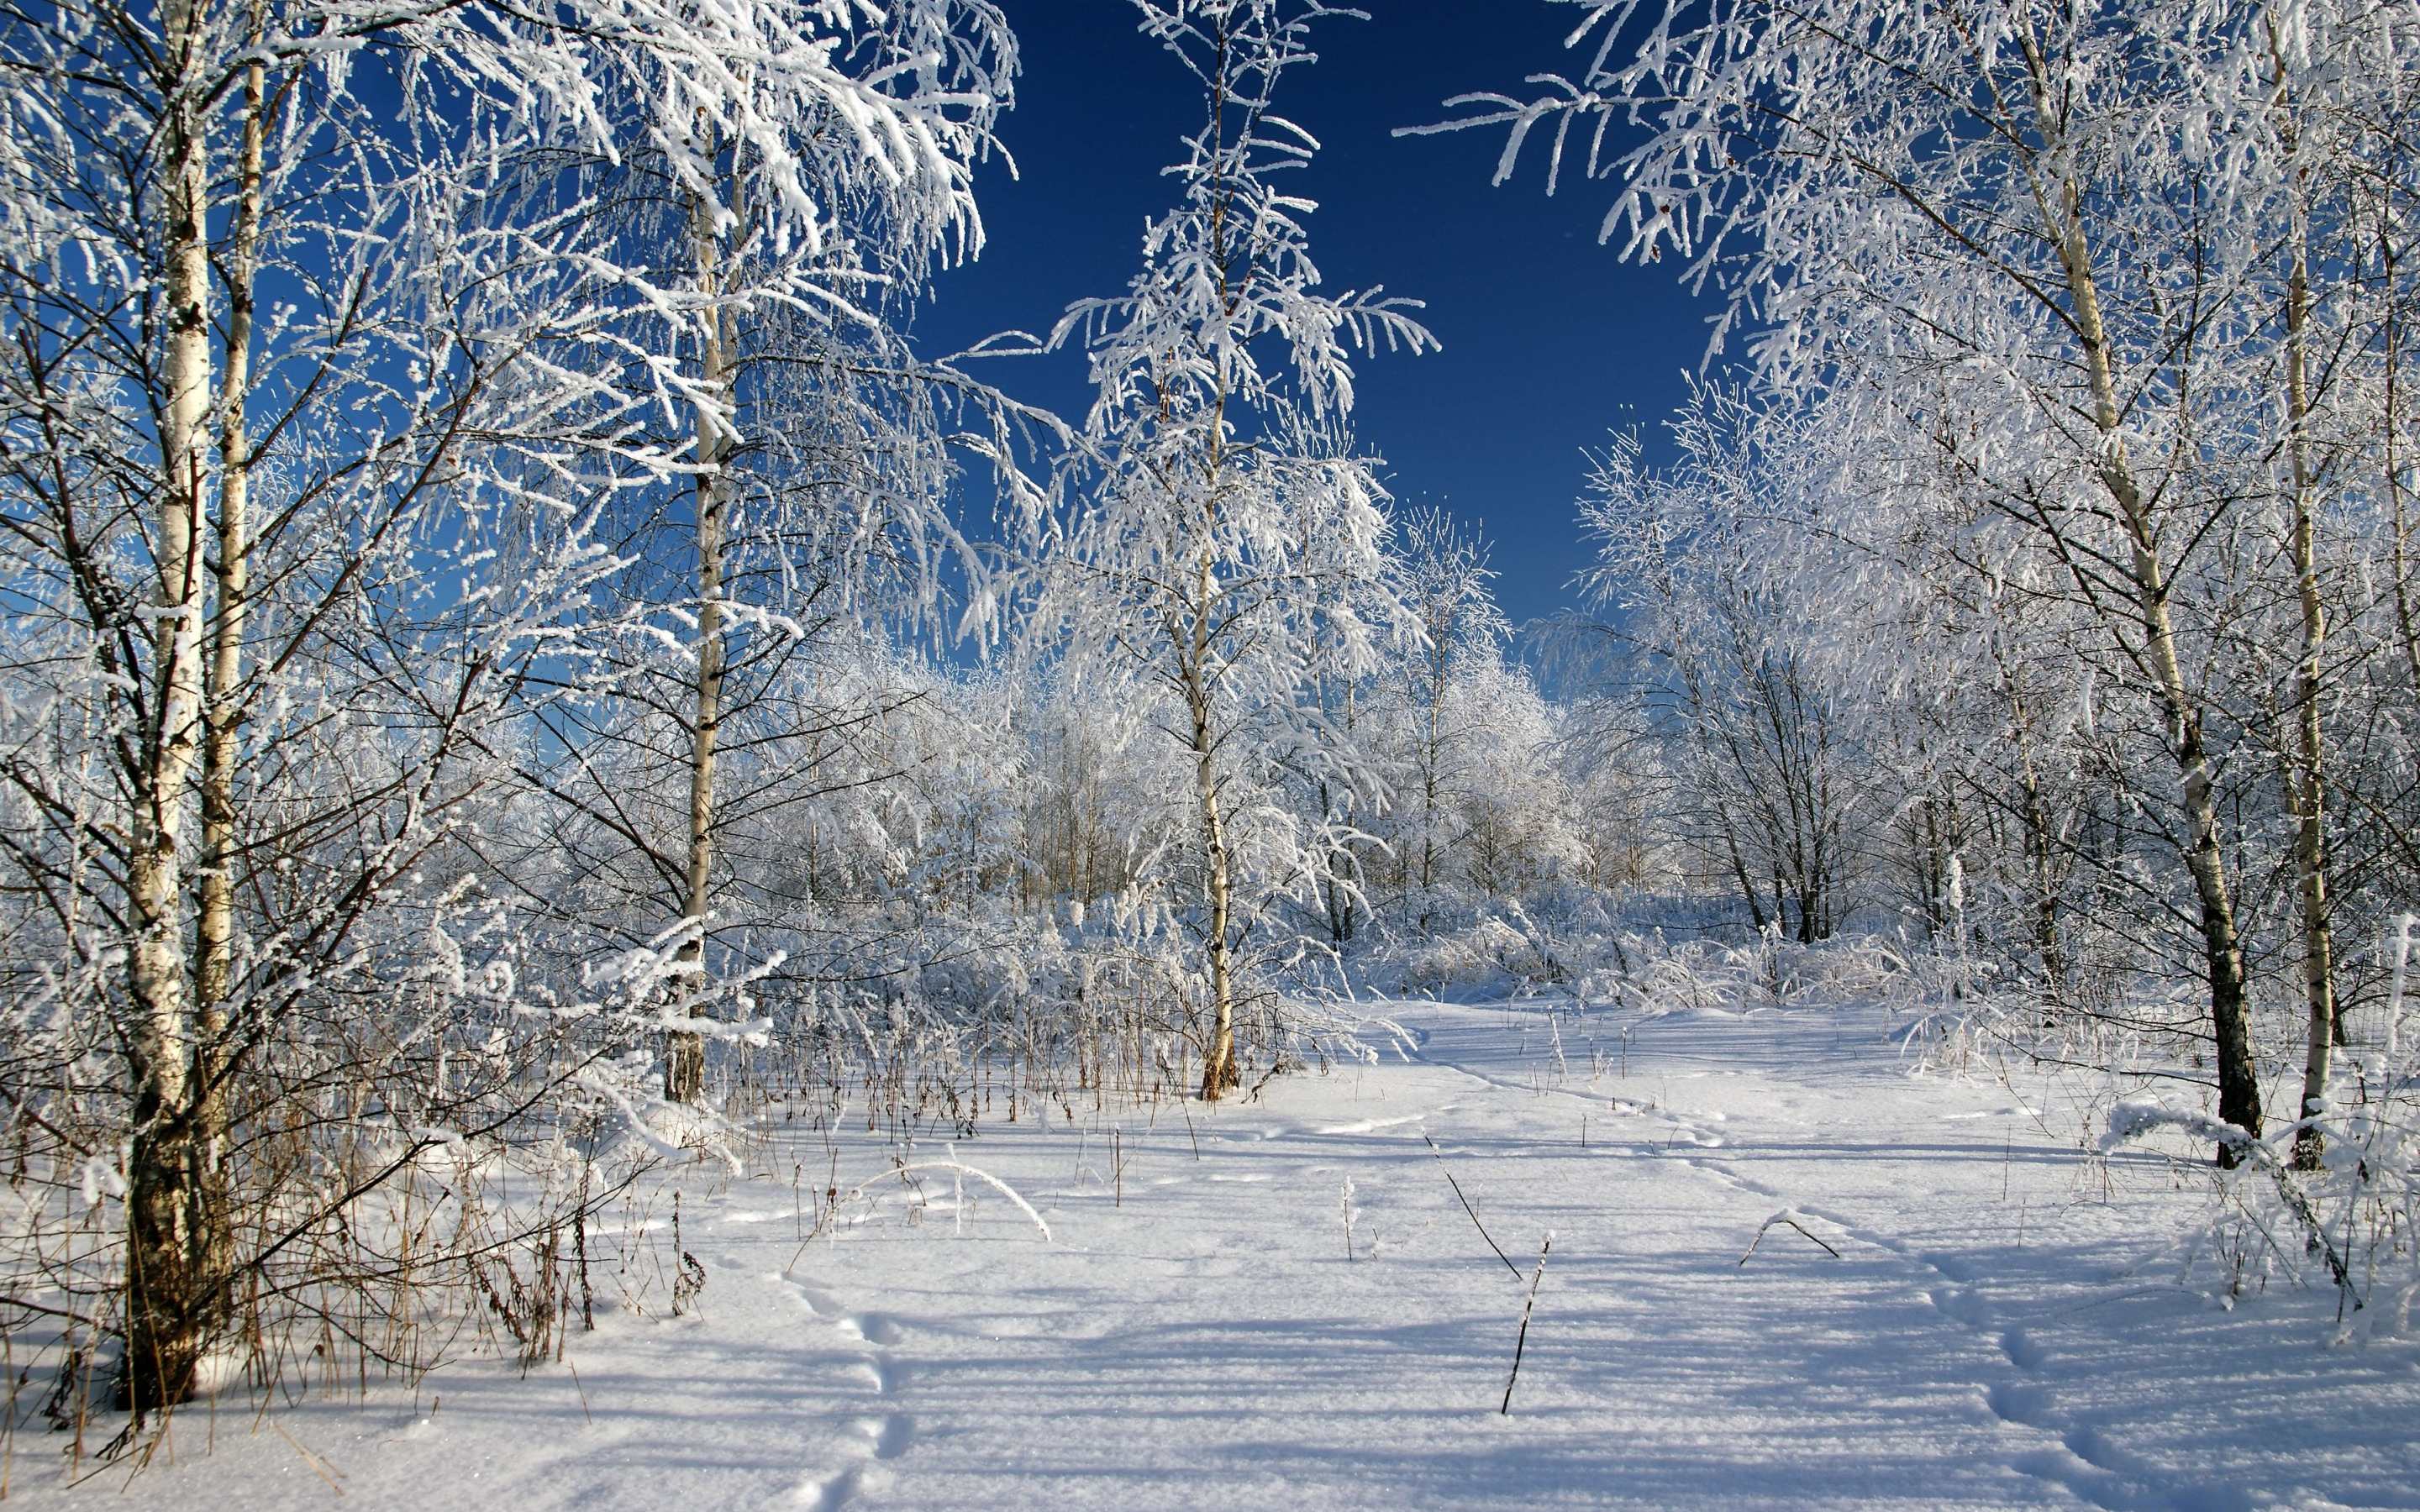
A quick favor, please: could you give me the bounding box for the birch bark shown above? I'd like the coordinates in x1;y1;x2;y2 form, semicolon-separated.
667;186;730;1105
2033;133;2264;1158
122;0;218;1410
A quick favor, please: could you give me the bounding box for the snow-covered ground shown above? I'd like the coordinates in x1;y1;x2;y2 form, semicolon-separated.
16;999;2417;1511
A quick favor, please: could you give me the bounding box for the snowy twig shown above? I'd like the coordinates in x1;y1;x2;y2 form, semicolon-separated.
1423;1131;1523;1278
1739;1210;1841;1264
1500;1233;1552;1415
574;1068;742;1176
800;1160;1053;1261
2101;1102;2357;1298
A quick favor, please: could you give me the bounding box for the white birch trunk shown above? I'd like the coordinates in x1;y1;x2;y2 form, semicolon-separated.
123;0;218;1410
666;187;729;1105
2021;29;2263;1155
2269;50;2338;1169
1188;583;1239;1101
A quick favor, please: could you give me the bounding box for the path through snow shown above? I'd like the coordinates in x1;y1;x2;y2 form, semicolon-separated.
17;1000;2417;1510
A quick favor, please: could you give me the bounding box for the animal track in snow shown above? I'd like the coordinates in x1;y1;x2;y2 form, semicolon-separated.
1313;1113;1427;1136
795;1465;861;1510
1679;1156;1780;1201
795;1462;897;1510
854;1354;901;1394
1815;1205;2209;1511
850;1411;913;1460
835;1312;902;1346
796;1304;915;1504
1672;1166;2166;1507
1986;1381;2053;1428
2000;1327;2046;1370
775;1278;841;1316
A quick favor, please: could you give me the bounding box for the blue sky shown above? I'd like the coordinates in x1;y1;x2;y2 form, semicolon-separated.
913;0;1727;629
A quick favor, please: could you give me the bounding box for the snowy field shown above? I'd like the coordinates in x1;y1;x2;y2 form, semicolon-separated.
17;999;2417;1512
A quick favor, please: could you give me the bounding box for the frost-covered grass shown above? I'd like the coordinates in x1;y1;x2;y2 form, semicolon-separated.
8;996;2415;1510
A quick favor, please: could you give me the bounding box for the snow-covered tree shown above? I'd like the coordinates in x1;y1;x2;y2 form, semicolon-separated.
0;0;644;1409
1434;0;2420;1162
475;1;1019;1104
0;0;1024;1408
1381;508;1511;928
1033;0;1431;1099
1578;408;1879;943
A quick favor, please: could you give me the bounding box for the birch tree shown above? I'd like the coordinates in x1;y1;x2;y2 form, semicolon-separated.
1384;507;1510;931
1578;412;1875;943
1428;0;2420;1161
455;0;1020;1105
0;0;1028;1409
0;0;613;1407
1037;0;1430;1099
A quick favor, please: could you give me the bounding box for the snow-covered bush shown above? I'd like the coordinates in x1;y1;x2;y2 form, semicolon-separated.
2102;920;2420;1332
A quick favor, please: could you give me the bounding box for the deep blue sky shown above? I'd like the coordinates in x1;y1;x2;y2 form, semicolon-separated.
913;0;1725;629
